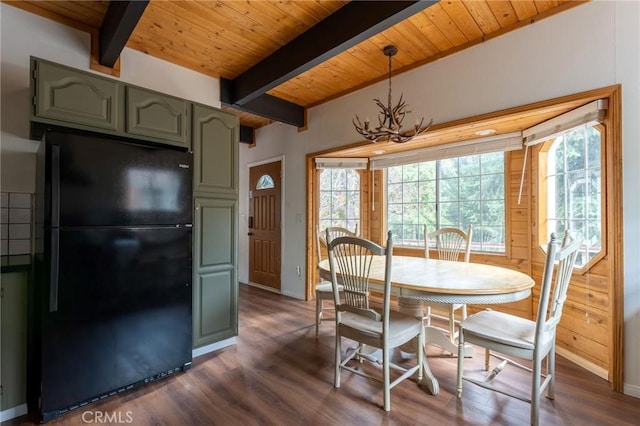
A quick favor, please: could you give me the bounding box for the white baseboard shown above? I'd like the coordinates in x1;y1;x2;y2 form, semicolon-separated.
247;282;281;294
192;336;236;358
623;383;640;398
0;403;28;422
555;346;608;380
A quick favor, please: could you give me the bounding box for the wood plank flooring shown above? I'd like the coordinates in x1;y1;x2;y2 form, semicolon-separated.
10;283;639;425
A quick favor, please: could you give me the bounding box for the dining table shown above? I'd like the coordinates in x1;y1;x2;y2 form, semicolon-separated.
317;255;535;396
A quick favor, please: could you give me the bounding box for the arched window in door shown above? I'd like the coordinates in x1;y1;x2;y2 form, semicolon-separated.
256;174;275;190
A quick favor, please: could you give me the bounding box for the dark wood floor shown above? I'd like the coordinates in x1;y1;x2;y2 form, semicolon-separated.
10;284;639;425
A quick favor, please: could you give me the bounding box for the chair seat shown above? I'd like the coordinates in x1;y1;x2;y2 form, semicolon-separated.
462;310;535;350
340;310;422;347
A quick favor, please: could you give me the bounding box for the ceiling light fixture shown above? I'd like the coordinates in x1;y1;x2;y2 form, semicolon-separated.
353;45;433;144
475;129;496;136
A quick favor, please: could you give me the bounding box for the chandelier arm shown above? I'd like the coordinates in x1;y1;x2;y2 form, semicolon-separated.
352;45;432;143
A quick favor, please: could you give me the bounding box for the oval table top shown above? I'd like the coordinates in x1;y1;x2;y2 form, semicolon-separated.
318;255;535;304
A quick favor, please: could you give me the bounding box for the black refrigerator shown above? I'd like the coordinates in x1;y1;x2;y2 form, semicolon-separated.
30;130;193;422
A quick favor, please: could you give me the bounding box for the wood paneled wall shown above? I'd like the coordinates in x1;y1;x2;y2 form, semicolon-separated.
305;85;623;388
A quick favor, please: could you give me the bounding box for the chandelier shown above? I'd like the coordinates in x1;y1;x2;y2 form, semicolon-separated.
353;45;433;144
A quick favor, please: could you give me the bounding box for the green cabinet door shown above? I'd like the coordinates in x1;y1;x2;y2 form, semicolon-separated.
192;104;238;196
33;59;121;131
125;86;190;149
192;197;238;347
1;271;28;411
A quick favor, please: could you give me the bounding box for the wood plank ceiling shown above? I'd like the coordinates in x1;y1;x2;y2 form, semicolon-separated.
6;0;588;140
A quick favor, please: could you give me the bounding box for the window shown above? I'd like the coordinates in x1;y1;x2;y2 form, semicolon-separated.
256;174;275;190
386;152;505;252
543;126;602;267
319;168;360;231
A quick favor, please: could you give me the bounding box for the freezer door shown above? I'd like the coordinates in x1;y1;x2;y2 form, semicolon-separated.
40;227;192;416
45;131;193;227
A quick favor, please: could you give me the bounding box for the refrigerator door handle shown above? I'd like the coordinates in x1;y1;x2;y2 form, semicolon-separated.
50;228;59;312
51;145;60;228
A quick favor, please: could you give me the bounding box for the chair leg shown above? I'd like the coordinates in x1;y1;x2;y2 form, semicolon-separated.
547;344;556;400
417;327;424;382
456;328;465;398
531;355;542;426
484;348;491;371
334;331;341;388
315;293;322;339
383;347;390;411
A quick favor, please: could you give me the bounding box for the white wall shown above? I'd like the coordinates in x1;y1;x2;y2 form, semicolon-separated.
239;1;640;395
0;4;220;193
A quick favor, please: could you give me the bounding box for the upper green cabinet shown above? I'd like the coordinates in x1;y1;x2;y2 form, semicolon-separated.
33;59;121;132
192;104;239;196
125;87;190;149
30;58;191;149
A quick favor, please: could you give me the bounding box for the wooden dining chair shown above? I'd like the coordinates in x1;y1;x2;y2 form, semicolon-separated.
456;231;582;426
326;231;424;411
423;225;473;344
314;224;357;339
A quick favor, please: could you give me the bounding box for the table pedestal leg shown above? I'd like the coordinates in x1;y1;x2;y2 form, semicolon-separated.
425;327;475;358
397;298;439;395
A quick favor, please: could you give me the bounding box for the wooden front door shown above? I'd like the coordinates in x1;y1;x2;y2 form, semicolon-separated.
249;161;281;291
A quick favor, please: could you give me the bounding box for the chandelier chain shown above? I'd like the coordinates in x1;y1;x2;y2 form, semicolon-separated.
387;53;392;113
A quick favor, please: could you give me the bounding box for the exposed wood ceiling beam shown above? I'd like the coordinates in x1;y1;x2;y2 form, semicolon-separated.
226;0;437;106
221;83;305;127
222;1;436;128
99;0;149;68
239;125;255;145
222;1;437;105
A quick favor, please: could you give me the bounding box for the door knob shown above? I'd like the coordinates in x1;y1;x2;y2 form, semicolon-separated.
248;232;254;236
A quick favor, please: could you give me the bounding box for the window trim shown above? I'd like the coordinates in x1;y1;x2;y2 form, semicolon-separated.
536;123;607;274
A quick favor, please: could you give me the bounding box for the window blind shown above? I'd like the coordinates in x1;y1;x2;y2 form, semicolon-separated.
370;131;523;170
314;157;368;169
523;99;608;147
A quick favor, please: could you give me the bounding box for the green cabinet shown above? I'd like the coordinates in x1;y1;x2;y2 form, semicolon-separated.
192;104;239;348
125;86;190;149
33;59;122;132
192;104;238;196
1;271;28;411
192;197;238;347
30;58;190;149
